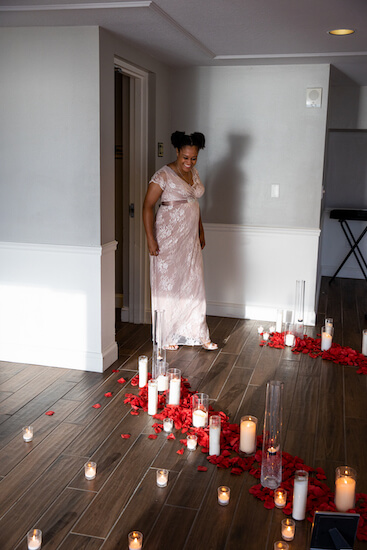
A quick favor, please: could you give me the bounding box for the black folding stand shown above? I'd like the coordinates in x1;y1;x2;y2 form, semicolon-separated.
329;209;367;284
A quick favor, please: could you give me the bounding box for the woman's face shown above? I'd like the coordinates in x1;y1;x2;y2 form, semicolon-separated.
176;145;199;173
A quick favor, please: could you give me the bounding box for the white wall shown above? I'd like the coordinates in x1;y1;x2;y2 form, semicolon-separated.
171;64;330;322
0;26;171;371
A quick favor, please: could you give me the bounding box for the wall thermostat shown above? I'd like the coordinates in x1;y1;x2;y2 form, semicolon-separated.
306;88;322;108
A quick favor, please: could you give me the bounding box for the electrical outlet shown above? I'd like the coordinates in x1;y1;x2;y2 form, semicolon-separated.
271;184;279;198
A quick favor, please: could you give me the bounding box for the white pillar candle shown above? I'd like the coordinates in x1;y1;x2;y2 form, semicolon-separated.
281;518;295;541
157;373;169;392
239;416;257;454
23;426;33;442
217;486;230;506
27;530;42;550
274;488;287;508
192;409;208;428
148;379;158;415
209;415;221;456
335;467;357;512
187;434;197;450
163;418;173;433
156;468;168;487
128;531;143;550
138;355;148;388
321;326;333;351
362;329;367;356
84;461;97;480
292;470;308;520
168;377;181;405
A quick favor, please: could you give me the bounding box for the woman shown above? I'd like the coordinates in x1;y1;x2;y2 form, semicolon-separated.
142;131;217;351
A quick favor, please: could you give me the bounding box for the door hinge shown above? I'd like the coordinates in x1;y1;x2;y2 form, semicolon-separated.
129;203;135;218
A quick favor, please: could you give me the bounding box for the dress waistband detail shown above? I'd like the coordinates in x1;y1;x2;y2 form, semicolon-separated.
161;199;195;206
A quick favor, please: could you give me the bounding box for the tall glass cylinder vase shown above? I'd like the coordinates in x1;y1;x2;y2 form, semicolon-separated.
261;380;283;489
294;280;305;339
152;310;166;380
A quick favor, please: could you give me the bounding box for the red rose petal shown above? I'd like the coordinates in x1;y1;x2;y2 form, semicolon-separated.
130;410;139;415
148;434;158;439
167;433;176;440
121;433;131;439
45;410;54;416
92;403;101;409
112;369;119;372
117;377;126;384
104;392;113;397
176;448;185;455
197;466;208;472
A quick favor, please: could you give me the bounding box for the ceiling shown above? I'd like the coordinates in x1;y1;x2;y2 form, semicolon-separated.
1;0;367;85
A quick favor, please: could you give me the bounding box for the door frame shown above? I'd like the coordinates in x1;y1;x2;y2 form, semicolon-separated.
114;56;148;324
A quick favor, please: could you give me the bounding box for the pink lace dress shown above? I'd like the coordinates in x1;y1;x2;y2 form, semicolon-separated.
149;165;210;346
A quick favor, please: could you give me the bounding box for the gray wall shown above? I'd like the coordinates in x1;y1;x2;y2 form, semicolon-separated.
170;64;330;229
0;27;101;246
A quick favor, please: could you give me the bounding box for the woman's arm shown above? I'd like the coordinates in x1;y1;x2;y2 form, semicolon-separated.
142;182;163;256
199;211;205;249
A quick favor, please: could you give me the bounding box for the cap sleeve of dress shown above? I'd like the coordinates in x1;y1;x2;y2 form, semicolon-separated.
150;167;167;191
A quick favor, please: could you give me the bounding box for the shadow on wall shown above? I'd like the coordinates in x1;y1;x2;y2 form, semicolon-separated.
201;133;251;224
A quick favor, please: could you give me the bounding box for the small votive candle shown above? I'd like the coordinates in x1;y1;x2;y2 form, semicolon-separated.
128;530;143;550
239;415;257;455
274;487;287;508
281;518;295;541
187;434;197;451
84;461;97;480
23;426;34;442
257;325;264;334
27;529;42;550
217;486;230;506
325;317;333;328
269;325;276;333
321;326;333;351
156;468;168;487
335;466;356;512
362;329;367;356
274;542;289;550
263;331;270;341
163;418;173;433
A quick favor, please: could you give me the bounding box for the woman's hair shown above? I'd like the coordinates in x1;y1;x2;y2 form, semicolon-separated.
171;131;205;151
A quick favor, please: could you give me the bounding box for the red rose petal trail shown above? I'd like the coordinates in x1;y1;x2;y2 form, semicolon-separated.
123;372;367;541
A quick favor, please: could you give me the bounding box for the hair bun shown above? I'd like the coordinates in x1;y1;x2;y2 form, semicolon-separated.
170;131;205;150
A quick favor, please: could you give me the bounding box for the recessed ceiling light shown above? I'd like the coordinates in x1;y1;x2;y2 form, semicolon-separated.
328;29;355;36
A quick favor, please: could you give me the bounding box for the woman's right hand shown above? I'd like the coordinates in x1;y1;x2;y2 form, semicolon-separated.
148;238;159;256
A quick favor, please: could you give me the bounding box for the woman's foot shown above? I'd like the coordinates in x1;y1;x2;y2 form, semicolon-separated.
165;344;179;351
202;341;218;351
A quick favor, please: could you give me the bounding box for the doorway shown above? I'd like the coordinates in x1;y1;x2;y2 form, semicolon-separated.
114;57;149;324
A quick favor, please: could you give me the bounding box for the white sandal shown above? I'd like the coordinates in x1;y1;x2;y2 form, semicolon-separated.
165;344;179;351
202;341;218;351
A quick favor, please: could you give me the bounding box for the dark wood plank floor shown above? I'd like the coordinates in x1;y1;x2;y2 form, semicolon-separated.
0;277;366;549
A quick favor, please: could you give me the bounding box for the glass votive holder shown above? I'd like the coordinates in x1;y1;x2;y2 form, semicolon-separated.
269;325;276;333
281;518;295;541
186;434;197;451
335;466;357;512
217;486;230;506
23;426;34;442
192;393;209;427
325;317;333;329
138;355;148;388
163;417;173;433
84;461;97;480
284;323;295;347
128;530;143;550
257;325;264;334
262;331;270;341
156;468;168;487
167;368;181;406
156;361;169;393
321;326;333;351
274;487;287;508
27;529;42;550
274;542;289;550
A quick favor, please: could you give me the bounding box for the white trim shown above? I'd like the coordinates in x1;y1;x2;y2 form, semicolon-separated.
0;240;117;255
0;2;151;11
114;57;148;324
204;223;320;237
215;52;367;61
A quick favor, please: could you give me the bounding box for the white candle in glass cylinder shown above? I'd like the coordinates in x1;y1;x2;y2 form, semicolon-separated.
239;416;257;454
274;488;287;508
84;461;97;480
128;531;143;550
168;377;181;405
192;409;208;428
156;469;168;487
335;468;356;512
138;355;148;387
163;418;173;433
27;531;42;550
285;333;295;347
321;327;333;351
209;416;221;456
217;486;230;506
157;373;169;392
276;310;283;333
292;470;308;520
281;518;295;541
362;330;367;356
187;434;197;450
23;426;33;442
148;379;158;415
